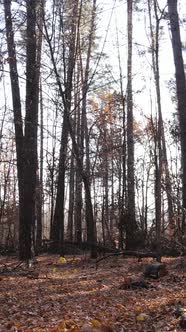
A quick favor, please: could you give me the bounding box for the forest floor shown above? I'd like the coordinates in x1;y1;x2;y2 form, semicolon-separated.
0;254;185;332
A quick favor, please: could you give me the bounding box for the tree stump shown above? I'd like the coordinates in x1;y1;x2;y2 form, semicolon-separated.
144;262;167;279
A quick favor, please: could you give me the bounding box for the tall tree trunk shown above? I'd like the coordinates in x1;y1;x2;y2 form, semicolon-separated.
70;129;97;257
74;64;82;244
168;0;186;236
101;194;106;245
148;0;162;247
37;78;44;249
110;155;114;235
4;0;38;259
116;19;127;220
35;0;45;251
51;112;68;253
74;150;83;244
103;127;109;242
49;147;56;239
67;149;75;241
3;0;38;260
21;0;38;259
126;0;136;249
148;0;174;245
44;3;97;258
49;0;78;254
3;0;25;258
80;0;97;245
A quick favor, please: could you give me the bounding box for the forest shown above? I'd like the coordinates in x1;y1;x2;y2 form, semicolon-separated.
0;0;186;330
0;0;185;258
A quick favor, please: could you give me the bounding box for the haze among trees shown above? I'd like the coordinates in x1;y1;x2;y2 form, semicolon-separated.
0;0;186;260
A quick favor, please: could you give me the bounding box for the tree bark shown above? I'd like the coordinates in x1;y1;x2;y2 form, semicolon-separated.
148;0;174;244
21;0;38;259
81;0;97;244
67;149;75;241
3;0;25;258
35;0;45;251
74;63;82;244
126;0;137;249
44;2;97;258
49;0;78;254
148;0;162;247
168;0;186;236
4;0;38;260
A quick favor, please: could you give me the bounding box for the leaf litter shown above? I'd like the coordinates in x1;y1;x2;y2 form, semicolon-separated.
0;255;185;332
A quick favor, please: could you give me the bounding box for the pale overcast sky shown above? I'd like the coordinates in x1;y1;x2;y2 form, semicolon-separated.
96;0;186;122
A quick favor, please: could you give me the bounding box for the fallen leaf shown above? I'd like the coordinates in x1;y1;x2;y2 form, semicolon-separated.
58;257;67;264
136;313;149;321
91;320;102;327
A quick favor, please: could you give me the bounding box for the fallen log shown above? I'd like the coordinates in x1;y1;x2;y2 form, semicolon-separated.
95;250;161;269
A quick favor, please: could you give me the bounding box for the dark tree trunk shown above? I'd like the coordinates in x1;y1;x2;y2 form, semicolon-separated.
4;0;38;260
74;159;83;244
148;0;174;246
35;0;45;251
126;0;137;249
74;66;82;244
168;0;186;235
44;2;97;258
51;113;68;253
67;149;75;241
116;23;127;249
49;147;56;239
68;122;97;257
4;0;37;259
20;0;38;259
103;127;109;242
50;1;78;254
36;78;44;251
148;0;162;247
4;0;24;259
81;0;97;246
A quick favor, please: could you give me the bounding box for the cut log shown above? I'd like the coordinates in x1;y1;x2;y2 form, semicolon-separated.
144;262;167;279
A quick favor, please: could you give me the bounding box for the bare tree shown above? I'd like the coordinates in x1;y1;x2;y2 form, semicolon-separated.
49;0;79;254
44;0;97;257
